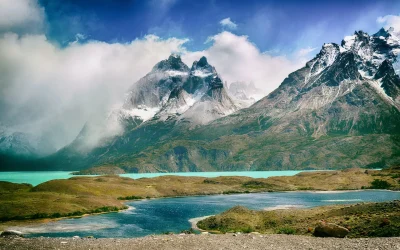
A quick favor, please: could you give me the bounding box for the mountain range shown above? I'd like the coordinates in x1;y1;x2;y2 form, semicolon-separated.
1;27;400;172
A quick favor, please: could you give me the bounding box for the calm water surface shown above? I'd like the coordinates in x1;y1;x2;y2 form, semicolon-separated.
13;190;399;238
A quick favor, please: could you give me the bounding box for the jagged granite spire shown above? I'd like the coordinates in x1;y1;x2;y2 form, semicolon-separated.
373;27;391;38
123;54;190;112
153;54;189;72
183;56;218;94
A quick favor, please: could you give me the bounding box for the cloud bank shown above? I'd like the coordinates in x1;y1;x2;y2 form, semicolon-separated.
0;0;44;33
182;32;311;95
0;33;188;150
377;14;400;36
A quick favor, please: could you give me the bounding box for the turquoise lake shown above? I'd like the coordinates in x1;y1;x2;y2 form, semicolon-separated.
10;190;399;238
2;171;397;238
0;170;313;186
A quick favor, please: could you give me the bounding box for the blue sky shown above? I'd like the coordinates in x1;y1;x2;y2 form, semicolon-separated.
39;0;400;53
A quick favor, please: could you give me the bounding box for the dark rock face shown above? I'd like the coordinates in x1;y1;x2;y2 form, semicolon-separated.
191;56;213;71
183;57;218;95
374;28;391;38
319;52;361;87
313;221;349;238
209;76;224;90
374;60;400;100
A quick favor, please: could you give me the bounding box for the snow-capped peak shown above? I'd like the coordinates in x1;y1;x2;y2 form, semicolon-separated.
190;56;217;78
152;54;190;72
117;55;239;126
307;43;340;76
339;28;400;78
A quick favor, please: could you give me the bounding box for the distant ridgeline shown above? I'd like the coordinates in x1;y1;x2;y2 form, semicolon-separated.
2;28;400;172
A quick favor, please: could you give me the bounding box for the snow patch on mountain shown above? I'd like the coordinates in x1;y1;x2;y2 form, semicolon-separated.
309;43;340;77
192;70;213;78
165;70;189;77
119;106;160;122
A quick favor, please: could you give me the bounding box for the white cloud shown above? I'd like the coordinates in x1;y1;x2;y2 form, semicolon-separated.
296;47;317;57
182;31;310;96
0;31;314;153
0;0;44;33
0;33;188;150
377;14;400;36
220;17;237;30
0;0;317;154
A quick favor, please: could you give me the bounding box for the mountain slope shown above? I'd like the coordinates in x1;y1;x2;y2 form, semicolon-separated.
15;27;400;173
44;55;239;171
96;28;400;172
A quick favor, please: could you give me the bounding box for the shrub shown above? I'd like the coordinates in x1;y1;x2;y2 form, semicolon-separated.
277;227;296;235
117;195;143;200
391;174;400;179
180;228;196;234
51;213;62;218
242;180;271;189
222;190;242;194
369;179;392;189
297;187;314;190
203;179;220;184
242;226;254;233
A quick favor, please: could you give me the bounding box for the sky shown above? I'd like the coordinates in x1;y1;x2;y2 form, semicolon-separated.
37;0;400;52
1;0;400;153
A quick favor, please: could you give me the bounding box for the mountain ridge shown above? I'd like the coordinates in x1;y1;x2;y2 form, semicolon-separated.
2;27;400;172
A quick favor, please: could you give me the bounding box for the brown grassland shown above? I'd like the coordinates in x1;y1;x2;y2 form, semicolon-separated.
0;167;399;232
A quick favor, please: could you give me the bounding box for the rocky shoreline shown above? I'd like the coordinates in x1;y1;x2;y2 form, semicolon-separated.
1;234;400;250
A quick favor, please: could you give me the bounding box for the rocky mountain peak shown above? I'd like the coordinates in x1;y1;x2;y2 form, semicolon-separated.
153;54;189;72
374;27;391;38
190;56;216;77
182;57;219;95
122;55;190;116
195;56;209;68
339;27;400;78
355;30;370;40
308;43;340;76
319;51;361;86
341;30;369;50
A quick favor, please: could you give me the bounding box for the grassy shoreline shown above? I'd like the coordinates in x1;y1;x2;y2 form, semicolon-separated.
196;200;400;238
1;167;399;231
